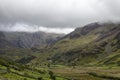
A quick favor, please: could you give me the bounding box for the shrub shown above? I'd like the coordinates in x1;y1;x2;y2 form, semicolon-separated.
7;67;11;73
37;77;43;80
48;71;56;80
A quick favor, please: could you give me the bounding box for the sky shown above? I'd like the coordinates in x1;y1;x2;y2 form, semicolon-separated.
0;0;120;34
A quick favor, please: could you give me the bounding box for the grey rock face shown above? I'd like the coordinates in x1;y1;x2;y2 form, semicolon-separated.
0;31;63;48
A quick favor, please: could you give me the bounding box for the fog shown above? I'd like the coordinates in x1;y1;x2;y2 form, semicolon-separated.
0;0;120;34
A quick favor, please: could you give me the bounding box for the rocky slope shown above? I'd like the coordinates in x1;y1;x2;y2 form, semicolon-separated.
0;31;63;48
47;22;120;66
1;22;120;66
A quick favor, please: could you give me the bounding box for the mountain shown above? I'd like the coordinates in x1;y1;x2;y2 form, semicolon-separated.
0;32;13;48
42;22;120;66
0;31;63;48
1;22;120;67
1;22;120;80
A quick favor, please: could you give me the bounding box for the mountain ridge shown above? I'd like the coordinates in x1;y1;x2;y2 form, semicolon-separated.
1;22;120;66
0;31;63;48
45;22;120;66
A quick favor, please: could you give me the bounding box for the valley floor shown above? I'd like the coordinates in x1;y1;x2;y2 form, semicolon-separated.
50;66;120;80
0;64;120;80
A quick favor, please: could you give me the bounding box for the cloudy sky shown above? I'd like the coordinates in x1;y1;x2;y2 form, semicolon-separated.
0;0;120;34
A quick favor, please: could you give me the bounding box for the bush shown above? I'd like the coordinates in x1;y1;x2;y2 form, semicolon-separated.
37;77;43;80
7;67;11;73
48;71;56;80
23;78;27;80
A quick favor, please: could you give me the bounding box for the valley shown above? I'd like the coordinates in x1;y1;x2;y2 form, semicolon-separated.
1;60;120;80
0;22;120;80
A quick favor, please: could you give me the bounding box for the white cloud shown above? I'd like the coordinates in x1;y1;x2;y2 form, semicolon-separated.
0;23;74;34
38;26;74;34
0;0;120;28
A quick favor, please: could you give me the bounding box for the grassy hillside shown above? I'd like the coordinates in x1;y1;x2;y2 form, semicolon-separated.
43;23;120;66
0;57;69;80
1;23;120;66
1;22;120;80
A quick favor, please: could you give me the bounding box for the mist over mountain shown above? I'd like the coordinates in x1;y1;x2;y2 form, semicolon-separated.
1;0;120;80
1;22;120;79
0;0;120;32
0;23;74;34
45;22;120;65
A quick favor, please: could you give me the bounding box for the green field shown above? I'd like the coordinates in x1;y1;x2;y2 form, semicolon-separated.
1;61;120;80
1;23;120;80
50;66;120;80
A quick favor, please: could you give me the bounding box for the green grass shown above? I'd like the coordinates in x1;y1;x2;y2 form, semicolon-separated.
1;23;120;80
50;66;120;80
97;50;120;66
0;58;120;80
0;61;69;80
52;34;99;54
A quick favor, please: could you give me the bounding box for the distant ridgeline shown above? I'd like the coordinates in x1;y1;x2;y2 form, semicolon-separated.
47;22;120;66
0;31;63;48
0;22;120;66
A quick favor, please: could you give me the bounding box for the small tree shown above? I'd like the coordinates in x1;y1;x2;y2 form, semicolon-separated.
48;71;56;80
37;77;43;80
47;63;50;68
7;67;10;73
24;78;27;80
117;61;120;66
47;60;53;68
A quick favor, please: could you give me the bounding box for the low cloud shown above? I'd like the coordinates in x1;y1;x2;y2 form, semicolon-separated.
0;23;74;34
0;0;120;33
